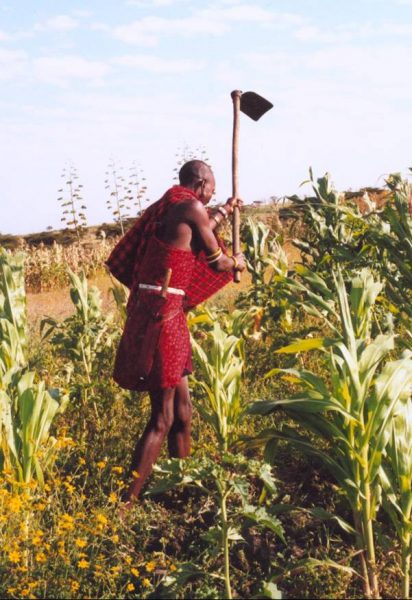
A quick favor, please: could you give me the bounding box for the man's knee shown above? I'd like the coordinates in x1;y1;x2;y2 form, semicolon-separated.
149;389;175;435
151;410;174;435
175;397;193;427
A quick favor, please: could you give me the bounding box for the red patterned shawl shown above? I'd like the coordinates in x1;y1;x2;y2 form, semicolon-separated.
106;185;232;309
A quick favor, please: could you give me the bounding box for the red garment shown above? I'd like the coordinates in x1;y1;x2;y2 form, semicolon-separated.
106;185;232;308
106;186;232;391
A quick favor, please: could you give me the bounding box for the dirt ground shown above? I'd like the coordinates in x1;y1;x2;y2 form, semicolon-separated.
26;272;117;329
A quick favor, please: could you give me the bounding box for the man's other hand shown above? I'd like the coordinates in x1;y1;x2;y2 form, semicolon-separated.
234;253;246;272
225;197;244;214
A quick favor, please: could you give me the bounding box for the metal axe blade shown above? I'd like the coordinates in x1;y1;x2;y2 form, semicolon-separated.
240;91;273;121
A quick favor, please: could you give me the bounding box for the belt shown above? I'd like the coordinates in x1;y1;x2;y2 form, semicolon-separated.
138;283;185;296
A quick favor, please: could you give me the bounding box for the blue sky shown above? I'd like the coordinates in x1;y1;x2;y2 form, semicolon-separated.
1;0;411;234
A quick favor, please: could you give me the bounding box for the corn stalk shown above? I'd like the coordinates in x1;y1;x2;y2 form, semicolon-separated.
250;268;412;598
0;249;68;486
380;395;412;598
191;319;244;453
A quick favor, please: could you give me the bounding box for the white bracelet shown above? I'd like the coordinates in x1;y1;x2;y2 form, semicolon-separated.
217;206;228;218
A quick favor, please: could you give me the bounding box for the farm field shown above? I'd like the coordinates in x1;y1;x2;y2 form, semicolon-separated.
1;172;412;599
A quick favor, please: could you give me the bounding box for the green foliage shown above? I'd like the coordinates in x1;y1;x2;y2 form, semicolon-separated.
0;249;27;372
149;453;284;599
41;268;117;383
289;170;377;274
250;266;412;598
380;396;412;598
0;249;67;486
371;173;412;320
237;217;292;336
191;319;245;453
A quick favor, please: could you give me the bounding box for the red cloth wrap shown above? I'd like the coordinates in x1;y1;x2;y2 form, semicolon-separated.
106;186;233;391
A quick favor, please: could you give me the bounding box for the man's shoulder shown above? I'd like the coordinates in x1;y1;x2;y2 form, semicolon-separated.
174;196;205;217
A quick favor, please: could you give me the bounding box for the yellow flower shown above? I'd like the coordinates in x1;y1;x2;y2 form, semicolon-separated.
78;457;86;466
170;564;177;571
8;496;22;512
130;568;140;577
58;513;74;531
131;471;140;479
35;552;47;563
96;513;108;526
78;559;89;569
97;460;106;470
75;538;87;548
143;578;151;587
109;492;117;503
34;529;44;537
32;536;42;546
112;466;123;474
127;583;135;592
112;534;119;543
145;561;156;572
8;550;20;563
71;581;80;592
124;556;132;565
64;482;75;494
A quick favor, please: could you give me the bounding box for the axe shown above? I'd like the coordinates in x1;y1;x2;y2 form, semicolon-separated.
231;90;273;282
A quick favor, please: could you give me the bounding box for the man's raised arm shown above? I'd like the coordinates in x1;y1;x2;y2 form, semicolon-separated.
184;200;246;273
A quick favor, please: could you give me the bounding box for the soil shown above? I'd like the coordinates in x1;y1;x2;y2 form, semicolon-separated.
27;272;117;329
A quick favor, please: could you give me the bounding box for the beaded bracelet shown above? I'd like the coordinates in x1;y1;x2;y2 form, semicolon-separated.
207;248;223;264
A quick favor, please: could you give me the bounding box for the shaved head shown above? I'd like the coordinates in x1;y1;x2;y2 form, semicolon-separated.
179;160;213;187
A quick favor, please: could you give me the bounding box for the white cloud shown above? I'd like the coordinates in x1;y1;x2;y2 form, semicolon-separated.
0;28;33;41
0;48;28;80
112;54;204;73
33;56;109;86
126;0;186;6
294;19;412;43
111;4;289;45
112;15;228;45
71;9;93;18
35;15;79;32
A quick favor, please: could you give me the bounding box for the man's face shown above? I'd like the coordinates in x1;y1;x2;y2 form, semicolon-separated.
199;174;216;205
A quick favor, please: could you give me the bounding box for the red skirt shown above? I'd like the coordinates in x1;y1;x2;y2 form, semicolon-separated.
113;290;191;391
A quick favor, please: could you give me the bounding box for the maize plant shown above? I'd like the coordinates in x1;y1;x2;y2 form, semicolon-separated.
41;268;116;384
0;249;27;371
380;395;412;598
237;218;292;335
188;317;286;598
0;249;67;486
250;267;412;599
289;170;378;274
371;172;412;321
191;320;245;453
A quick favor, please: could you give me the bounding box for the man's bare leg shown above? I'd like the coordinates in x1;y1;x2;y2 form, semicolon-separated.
123;387;175;503
168;376;192;458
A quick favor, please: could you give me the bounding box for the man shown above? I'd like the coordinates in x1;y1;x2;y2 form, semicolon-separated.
106;160;246;504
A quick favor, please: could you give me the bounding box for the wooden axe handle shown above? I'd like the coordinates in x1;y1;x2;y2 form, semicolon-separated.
231;90;241;283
